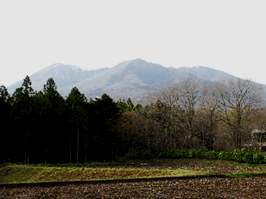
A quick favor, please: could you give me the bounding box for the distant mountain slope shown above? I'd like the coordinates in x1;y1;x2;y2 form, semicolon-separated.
7;59;263;105
7;63;108;95
178;66;237;82
57;59;241;103
58;59;178;95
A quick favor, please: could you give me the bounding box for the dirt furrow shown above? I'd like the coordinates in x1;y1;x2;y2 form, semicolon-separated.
1;176;266;198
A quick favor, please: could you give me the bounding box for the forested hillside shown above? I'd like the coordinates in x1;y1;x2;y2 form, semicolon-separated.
1;76;266;164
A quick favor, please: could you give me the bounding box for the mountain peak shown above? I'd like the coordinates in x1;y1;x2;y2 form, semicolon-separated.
48;63;80;70
131;58;146;63
116;58;147;66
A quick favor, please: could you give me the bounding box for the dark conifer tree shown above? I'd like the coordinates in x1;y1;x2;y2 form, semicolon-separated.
31;91;46;163
117;98;143;112
11;76;35;164
42;78;66;163
88;94;121;162
66;87;88;163
0;85;12;163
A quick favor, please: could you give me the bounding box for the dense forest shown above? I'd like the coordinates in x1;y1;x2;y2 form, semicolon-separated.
1;76;266;164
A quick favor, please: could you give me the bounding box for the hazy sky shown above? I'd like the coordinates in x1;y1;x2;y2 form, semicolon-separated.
1;0;266;87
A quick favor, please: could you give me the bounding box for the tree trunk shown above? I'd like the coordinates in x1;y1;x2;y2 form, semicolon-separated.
77;124;79;164
24;149;27;164
103;142;105;162
70;134;72;163
44;148;47;164
84;151;87;163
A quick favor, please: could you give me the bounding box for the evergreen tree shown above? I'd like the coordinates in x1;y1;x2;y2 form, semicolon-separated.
66;87;88;163
117;98;143;112
31;91;46;163
11;76;35;164
89;94;121;161
0;85;12;163
42;78;66;163
127;98;134;110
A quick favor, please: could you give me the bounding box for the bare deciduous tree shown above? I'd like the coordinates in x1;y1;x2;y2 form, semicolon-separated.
216;78;263;148
193;83;222;150
154;82;181;106
177;78;202;148
121;77;264;154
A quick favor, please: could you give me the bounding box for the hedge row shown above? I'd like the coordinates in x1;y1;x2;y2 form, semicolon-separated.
157;148;266;164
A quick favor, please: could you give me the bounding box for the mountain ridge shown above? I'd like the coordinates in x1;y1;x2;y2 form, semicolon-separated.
7;63;109;95
7;59;262;104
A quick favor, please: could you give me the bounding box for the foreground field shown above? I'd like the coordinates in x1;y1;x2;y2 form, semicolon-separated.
2;159;266;198
1;176;266;198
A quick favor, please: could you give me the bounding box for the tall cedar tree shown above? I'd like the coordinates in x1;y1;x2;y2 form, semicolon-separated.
0;85;12;163
66;87;88;163
31;91;47;163
42;78;66;163
11;76;35;164
88;94;121;162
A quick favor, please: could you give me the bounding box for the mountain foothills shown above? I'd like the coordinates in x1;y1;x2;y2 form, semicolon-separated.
7;58;257;105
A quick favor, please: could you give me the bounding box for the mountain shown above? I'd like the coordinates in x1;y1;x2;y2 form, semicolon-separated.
57;59;211;102
7;63;108;95
58;59;178;97
177;66;237;82
7;59;260;104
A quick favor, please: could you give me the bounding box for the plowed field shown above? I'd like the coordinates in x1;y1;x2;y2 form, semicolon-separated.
1;176;266;198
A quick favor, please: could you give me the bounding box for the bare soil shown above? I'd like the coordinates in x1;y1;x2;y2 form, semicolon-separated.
1;176;266;198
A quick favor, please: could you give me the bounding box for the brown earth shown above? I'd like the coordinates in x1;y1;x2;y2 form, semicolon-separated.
1;176;266;198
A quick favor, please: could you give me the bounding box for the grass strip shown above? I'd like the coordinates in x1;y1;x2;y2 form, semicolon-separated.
0;165;216;184
226;171;266;178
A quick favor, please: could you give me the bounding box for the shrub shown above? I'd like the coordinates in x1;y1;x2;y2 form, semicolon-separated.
242;150;255;164
187;149;196;158
179;149;189;158
217;151;228;160
232;148;247;162
204;150;217;159
157;149;266;164
194;149;204;159
155;148;266;164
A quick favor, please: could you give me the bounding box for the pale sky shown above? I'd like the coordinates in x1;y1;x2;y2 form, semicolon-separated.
1;0;266;88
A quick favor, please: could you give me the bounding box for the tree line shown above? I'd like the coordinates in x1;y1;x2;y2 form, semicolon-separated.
1;76;265;164
115;77;266;158
0;76;141;164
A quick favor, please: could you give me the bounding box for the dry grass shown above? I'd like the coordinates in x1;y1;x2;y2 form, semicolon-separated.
125;158;248;167
0;165;212;184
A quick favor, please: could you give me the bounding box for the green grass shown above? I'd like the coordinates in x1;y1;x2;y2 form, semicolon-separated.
247;163;266;167
0;165;215;184
226;171;266;178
